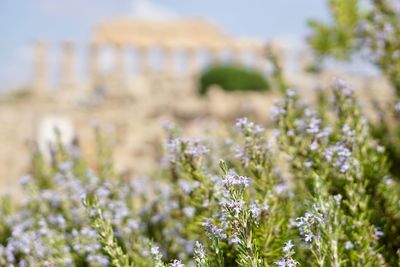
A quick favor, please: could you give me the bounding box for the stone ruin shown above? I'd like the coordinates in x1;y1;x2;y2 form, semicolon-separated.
32;18;280;95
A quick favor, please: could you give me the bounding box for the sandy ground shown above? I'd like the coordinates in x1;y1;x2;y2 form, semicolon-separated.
0;73;393;195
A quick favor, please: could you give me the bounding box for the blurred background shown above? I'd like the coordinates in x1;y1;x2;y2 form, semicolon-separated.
0;0;330;89
0;0;393;194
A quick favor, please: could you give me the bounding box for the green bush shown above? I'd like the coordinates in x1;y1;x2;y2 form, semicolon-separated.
198;65;270;95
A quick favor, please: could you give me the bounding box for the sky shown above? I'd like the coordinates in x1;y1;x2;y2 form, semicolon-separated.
0;0;329;90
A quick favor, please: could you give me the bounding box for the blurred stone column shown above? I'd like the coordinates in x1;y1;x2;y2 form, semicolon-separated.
231;44;243;65
255;45;267;73
185;46;199;76
33;41;48;92
163;45;176;77
209;46;220;64
89;42;100;86
61;41;75;88
114;43;125;83
137;45;150;75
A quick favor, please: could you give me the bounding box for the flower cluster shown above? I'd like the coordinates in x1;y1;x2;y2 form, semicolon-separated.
325;143;357;173
0;79;399;267
166;137;209;165
274;240;298;267
221;169;250;189
295;205;325;244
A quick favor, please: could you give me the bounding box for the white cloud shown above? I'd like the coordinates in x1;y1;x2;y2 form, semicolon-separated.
130;0;178;20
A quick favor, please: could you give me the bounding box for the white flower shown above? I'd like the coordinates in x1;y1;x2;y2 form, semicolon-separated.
345;241;354;250
235;117;251;129
183;206;196;218
249;204;261;219
275;258;298;267
166;137;209;163
304;233;313;243
374;227;384;238
221;169;250;188
235;117;265;135
275;240;298;267
307;118;321;134
59;161;73;171
185;139;210;157
294;119;306;130
194;241;206;263
178;180;196;194
286;88;296;97
270;105;286;121
151;245;160;256
376;145;385;153
333;194;343;203
333;78;353;96
325;143;355;173
230;235;241;244
19;175;32;186
304;161;314;168
223;199;246;217
283;240;295;253
304;108;315;117
310;141;319;151
202;219;226;239
170;259;185;267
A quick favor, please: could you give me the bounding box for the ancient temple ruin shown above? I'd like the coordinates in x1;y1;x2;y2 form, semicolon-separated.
32;18;271;94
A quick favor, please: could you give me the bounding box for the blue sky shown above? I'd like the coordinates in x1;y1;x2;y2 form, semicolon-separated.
0;0;329;89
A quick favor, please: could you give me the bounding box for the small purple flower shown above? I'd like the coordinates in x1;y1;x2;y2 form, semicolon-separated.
333;78;353;97
283;240;295;253
221;169;250;188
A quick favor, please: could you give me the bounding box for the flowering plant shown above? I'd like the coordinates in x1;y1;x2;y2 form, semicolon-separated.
0;79;399;266
308;0;400;95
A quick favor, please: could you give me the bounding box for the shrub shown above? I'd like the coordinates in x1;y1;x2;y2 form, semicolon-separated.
0;80;399;266
308;0;400;96
198;65;270;95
